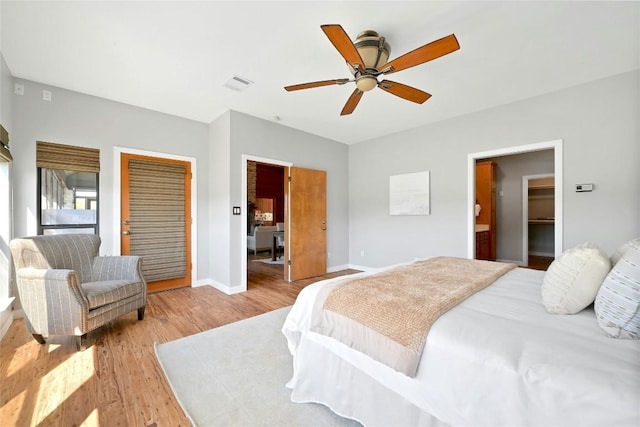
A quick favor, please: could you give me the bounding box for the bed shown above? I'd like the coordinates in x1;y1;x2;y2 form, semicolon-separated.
282;256;640;427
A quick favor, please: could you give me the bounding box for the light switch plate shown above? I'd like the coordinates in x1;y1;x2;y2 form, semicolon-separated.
575;184;593;192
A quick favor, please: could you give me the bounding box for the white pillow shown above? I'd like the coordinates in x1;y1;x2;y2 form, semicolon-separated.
595;238;640;339
541;242;611;314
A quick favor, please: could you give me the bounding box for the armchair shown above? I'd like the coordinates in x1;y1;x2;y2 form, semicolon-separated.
247;225;277;255
9;234;147;351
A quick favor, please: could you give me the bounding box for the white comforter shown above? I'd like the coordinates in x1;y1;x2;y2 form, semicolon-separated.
283;265;640;427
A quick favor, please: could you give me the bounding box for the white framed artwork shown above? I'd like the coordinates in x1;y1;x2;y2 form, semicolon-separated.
389;171;430;215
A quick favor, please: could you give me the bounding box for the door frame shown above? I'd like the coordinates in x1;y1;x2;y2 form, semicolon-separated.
113;147;198;285
467;139;563;262
522;173;555;267
241;154;293;291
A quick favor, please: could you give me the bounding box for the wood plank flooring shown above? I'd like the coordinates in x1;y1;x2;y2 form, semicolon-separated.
0;256;359;426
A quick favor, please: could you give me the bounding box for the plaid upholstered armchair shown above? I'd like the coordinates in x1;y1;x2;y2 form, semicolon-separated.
9;234;147;351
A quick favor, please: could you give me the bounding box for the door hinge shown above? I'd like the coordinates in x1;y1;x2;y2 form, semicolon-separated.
288;260;292;266
288;176;291;182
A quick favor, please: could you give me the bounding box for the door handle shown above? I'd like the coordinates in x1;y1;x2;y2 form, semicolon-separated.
123;230;130;235
123;220;130;225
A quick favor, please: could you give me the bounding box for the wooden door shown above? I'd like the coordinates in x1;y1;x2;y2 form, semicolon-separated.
121;153;192;292
475;161;496;260
285;167;327;281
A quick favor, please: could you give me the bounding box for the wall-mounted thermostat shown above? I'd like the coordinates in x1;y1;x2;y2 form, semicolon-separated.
575;184;594;192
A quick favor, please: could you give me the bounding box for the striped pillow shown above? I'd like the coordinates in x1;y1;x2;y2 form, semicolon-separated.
595;238;640;339
610;240;632;265
541;242;611;315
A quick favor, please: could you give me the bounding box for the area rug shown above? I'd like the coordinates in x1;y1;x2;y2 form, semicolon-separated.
154;307;359;426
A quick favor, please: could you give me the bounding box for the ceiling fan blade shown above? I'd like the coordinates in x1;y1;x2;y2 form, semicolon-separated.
284;79;350;91
321;24;365;70
340;88;363;116
378;80;431;104
380;34;459;75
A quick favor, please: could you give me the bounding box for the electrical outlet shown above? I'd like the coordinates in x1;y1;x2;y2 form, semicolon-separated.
327;252;331;259
360;250;365;257
14;83;24;95
42;90;52;101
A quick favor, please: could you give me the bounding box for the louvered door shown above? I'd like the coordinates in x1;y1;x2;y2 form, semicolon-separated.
121;153;192;292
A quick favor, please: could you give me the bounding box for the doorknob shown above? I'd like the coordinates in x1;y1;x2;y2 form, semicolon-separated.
123;230;130;235
123;220;130;225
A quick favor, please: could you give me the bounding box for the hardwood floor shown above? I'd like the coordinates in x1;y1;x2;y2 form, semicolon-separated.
526;255;554;271
0;256;359;426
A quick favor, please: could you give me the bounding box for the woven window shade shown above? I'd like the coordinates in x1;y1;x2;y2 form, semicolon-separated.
0;124;12;162
36;141;100;172
128;158;186;282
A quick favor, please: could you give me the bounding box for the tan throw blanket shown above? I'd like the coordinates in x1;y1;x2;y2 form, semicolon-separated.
311;257;516;377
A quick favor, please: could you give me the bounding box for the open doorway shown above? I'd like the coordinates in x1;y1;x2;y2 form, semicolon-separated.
468;140;563;267
246;160;286;284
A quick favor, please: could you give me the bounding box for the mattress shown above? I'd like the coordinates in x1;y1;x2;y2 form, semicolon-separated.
282;265;640;427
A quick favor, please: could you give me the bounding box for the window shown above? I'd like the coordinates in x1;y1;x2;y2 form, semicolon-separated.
36;141;100;235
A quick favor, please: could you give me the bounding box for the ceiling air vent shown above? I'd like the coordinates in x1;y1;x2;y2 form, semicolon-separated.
223;75;254;91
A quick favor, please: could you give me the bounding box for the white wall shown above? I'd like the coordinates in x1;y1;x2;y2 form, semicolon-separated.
208;111;232;288
349;70;640;268
206;111;350;292
10;79;210;280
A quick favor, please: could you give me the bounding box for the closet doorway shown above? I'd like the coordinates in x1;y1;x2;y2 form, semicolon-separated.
468;140;563;266
523;174;555;268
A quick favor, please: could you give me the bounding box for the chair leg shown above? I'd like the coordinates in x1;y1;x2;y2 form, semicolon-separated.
138;306;146;320
75;334;87;352
32;334;46;345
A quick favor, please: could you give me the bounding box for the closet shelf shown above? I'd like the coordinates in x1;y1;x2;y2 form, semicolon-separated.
529;219;555;225
529;184;555;190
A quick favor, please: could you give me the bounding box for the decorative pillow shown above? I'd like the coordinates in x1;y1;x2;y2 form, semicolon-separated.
610;240;633;265
541;242;611;314
595;238;640;339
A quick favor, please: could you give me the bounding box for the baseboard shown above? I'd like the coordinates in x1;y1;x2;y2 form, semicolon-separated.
191;279;212;288
0;297;15;342
347;264;374;272
200;279;246;295
327;264;349;273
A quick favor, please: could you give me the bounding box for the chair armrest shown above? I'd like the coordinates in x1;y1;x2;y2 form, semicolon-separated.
91;256;144;283
15;268;89;334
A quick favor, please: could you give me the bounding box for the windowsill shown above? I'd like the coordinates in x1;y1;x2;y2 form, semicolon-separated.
0;297;14;313
0;297;16;341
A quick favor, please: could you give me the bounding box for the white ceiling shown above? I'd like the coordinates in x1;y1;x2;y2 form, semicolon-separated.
2;1;639;145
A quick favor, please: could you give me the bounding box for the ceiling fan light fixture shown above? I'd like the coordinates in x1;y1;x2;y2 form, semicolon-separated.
354;30;391;70
355;75;378;92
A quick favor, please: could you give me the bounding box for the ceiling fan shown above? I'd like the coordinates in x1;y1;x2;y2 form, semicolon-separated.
284;25;460;116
